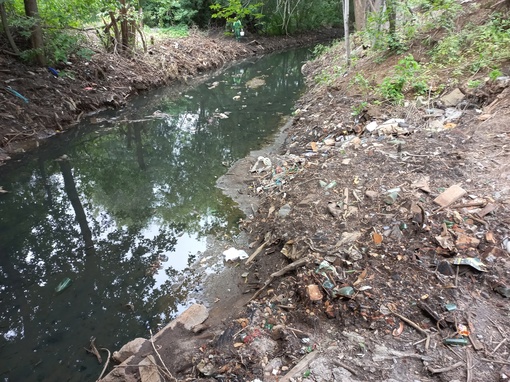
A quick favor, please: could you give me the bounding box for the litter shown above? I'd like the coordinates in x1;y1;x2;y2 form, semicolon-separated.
223;247;249;261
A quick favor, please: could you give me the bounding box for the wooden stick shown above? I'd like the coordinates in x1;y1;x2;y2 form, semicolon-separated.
390;309;430;350
450;201;486;209
96;348;111;382
149;330;177;382
245;240;269;264
249;257;308;302
480;358;510;365
332;359;359;375
466;348;473;382
490;338;507;355
427;361;464;374
280;350;320;382
85;337;102;364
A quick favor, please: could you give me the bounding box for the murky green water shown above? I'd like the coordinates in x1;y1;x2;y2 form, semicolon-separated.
0;46;312;381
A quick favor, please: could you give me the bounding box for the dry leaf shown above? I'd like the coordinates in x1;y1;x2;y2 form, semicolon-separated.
353;269;367;286
311;142;318;152
372;231;383;246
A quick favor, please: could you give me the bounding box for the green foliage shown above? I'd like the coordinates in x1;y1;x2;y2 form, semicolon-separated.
314;65;344;86
312;43;330;58
489;68;503;81
363;0;463;53
149;25;190;38
467;79;482;88
350;73;373;99
351;101;369;117
210;0;264;24
378;54;428;104
46;31;86;64
430;12;510;77
143;0;203;27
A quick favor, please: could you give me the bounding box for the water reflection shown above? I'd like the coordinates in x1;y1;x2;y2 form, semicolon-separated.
0;47;311;381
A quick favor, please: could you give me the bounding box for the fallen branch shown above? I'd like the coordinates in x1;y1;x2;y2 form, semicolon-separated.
332;359;359;375
85;337;102;364
96;348;111;381
480;358;510;365
427;361;464;374
249;257;308;302
490;337;507;355
245;240;269;264
466;348;473;382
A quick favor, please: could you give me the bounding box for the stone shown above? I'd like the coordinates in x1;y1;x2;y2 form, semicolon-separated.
306;284;323;301
100;356;138;382
441;88;465;107
433;185;466;207
112;338;148;363
278;203;292;218
154;304;209;341
309;358;337;382
139;355;161;382
365;121;378;132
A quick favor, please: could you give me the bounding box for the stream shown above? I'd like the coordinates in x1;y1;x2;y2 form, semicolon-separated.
0;46;313;381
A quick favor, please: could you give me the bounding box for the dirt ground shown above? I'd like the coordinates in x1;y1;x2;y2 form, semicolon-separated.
2;9;510;382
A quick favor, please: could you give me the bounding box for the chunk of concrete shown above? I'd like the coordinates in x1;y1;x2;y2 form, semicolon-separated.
433;185;466;207
441;88;465;107
113;338;149;363
154;304;209;340
139;355;161;382
99;355;138;382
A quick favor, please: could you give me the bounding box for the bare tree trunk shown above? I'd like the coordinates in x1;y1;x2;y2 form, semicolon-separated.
387;0;397;41
354;0;367;31
0;2;20;55
23;0;46;66
343;0;350;67
119;0;129;51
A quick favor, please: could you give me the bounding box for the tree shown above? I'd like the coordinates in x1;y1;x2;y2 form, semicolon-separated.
23;0;46;65
353;0;367;31
343;0;350;67
0;0;20;55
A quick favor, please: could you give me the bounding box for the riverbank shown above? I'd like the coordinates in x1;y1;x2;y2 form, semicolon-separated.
4;6;510;381
96;4;510;380
0;28;340;163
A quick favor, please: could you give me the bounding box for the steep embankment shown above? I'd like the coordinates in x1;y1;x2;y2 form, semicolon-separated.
140;1;510;381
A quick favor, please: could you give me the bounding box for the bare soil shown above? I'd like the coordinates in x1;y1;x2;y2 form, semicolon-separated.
2;9;510;382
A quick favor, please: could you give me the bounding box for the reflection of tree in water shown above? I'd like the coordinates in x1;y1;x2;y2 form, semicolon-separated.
0;157;187;381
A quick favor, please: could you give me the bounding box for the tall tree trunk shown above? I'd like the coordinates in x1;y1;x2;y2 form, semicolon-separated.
354;0;367;31
119;0;129;51
387;0;397;41
0;2;20;55
23;0;45;66
343;0;351;67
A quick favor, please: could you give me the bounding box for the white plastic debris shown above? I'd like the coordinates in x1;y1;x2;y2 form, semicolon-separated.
250;156;272;173
365;121;378;132
223;247;249;261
